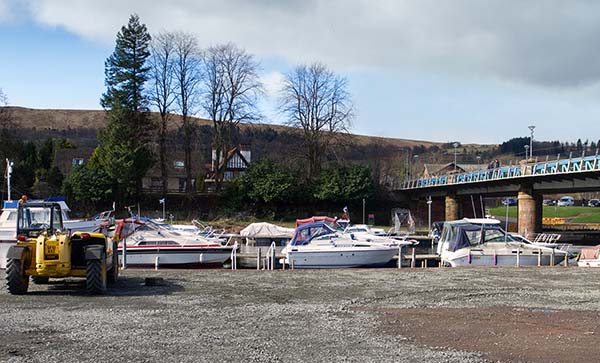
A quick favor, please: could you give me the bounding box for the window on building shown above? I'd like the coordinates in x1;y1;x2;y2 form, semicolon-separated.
72;158;84;166
150;177;162;188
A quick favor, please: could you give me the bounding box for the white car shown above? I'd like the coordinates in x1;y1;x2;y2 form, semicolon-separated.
557;196;575;206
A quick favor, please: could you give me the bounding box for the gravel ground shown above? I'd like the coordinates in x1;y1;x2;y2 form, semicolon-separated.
1;267;600;363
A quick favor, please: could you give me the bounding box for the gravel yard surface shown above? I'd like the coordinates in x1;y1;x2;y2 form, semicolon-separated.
1;267;600;363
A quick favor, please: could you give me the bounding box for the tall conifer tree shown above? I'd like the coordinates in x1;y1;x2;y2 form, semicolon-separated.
96;14;153;202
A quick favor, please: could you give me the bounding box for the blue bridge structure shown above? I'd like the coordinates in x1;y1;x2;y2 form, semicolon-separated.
398;152;600;237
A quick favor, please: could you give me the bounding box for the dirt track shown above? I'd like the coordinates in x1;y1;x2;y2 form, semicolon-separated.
1;267;600;363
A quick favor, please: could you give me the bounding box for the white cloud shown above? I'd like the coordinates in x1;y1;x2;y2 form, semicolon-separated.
0;0;12;21
261;71;285;99
18;0;600;88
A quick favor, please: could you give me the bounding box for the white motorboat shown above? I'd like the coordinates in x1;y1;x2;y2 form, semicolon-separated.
438;218;568;267
577;245;600;267
280;221;401;268
114;219;234;268
0;199;105;235
0;199;109;268
342;224;419;247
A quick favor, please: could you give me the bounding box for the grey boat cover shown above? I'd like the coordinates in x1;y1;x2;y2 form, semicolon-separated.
444;222;504;252
240;222;295;239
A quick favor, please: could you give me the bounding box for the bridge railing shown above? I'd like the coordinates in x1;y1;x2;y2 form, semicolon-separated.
401;151;600;190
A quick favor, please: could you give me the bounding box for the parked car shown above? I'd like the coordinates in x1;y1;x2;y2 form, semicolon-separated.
543;199;557;206
557;196;575;206
502;197;517;206
588;199;600;207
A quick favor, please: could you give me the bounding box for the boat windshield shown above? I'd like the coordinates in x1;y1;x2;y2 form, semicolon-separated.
290;224;335;246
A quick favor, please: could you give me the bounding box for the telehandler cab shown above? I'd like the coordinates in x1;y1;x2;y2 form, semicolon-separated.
5;202;118;295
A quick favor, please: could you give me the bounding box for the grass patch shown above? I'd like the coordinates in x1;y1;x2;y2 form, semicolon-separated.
487;205;600;222
487;206;518;219
571;214;600;223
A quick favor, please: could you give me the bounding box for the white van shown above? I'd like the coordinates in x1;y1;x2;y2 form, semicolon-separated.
557;196;575;206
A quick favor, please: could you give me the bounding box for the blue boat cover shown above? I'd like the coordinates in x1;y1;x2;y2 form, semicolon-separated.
290;222;336;246
3;200;18;209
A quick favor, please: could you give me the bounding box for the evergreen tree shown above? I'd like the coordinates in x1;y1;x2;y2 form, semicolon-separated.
96;14;153;202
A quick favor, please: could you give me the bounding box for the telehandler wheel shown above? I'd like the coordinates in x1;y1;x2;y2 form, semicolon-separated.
31;276;50;284
107;241;119;284
6;250;29;295
86;256;107;295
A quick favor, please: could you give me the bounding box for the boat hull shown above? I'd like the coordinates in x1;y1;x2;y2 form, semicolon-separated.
118;246;232;268
577;259;600;267
443;249;567;267
0;239;14;269
285;248;397;269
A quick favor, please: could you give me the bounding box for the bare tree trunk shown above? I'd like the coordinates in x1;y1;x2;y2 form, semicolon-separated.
148;32;176;197
202;43;263;192
172;32;202;199
279;63;353;181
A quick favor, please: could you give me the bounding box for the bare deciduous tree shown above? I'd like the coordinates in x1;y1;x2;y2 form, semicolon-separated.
148;32;176;197
173;32;202;197
202;43;262;190
279;63;353;179
0;88;11;126
0;88;17;168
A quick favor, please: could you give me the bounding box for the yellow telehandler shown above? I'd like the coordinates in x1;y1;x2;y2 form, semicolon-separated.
5;201;118;295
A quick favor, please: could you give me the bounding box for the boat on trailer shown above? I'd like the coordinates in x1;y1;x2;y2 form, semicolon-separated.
110;219;234;268
438;218;568;267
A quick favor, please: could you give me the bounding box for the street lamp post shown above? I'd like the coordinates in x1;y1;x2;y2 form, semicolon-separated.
524;145;530;161
426;196;432;232
404;149;410;182
528;125;535;159
453;142;459;172
412;154;419;179
476;156;481;168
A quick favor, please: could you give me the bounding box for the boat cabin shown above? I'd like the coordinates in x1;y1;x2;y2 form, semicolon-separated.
440;219;510;252
290;222;337;246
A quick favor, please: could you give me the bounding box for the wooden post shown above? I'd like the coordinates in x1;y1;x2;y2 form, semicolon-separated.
551;249;555;266
537;248;541;267
398;245;402;269
271;246;275;271
257;249;261;271
564;252;568;267
516;247;520;267
411;248;416;268
291;258;294;270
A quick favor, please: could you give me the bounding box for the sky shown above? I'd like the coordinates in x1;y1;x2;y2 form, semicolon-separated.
1;0;600;144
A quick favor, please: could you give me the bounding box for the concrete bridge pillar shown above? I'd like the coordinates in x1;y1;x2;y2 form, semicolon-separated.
445;194;461;221
518;187;542;238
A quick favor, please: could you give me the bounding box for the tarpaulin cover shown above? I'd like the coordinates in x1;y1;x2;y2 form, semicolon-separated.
295;216;337;227
578;245;600;260
240;222;295;238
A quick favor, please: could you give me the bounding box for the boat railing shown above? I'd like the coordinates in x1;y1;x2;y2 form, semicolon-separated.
533;233;562;244
230;241;238;270
265;241;276;271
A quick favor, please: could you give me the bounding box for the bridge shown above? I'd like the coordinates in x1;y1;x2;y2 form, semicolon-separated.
399;152;600;237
